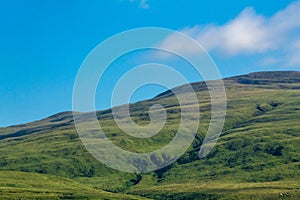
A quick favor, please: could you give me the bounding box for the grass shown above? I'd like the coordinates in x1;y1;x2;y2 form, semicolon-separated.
129;181;300;199
0;71;300;199
0;171;148;199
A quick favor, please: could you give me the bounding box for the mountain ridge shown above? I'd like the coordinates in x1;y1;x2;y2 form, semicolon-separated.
4;70;300;130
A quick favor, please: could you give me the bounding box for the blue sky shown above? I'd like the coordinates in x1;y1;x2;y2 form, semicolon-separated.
0;0;299;127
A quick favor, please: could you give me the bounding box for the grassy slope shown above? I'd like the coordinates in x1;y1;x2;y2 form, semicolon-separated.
0;171;147;200
0;71;300;199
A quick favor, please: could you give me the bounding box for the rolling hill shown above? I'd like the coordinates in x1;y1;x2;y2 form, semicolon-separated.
0;71;300;199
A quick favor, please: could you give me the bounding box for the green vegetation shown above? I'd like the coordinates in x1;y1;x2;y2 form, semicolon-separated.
0;171;147;199
0;71;300;199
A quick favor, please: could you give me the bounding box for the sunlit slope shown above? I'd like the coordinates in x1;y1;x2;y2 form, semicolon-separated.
0;171;148;200
0;71;300;199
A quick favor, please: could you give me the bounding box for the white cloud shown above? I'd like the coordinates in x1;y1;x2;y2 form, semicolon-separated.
197;7;274;55
159;0;300;62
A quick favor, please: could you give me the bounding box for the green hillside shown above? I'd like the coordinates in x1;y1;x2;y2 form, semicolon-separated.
0;71;300;199
0;171;147;200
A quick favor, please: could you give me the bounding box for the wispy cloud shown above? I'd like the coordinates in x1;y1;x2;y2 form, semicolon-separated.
139;0;149;9
159;0;300;66
127;0;150;9
286;39;300;66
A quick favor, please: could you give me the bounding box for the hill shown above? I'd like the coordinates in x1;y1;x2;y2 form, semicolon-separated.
0;171;147;200
0;71;300;199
